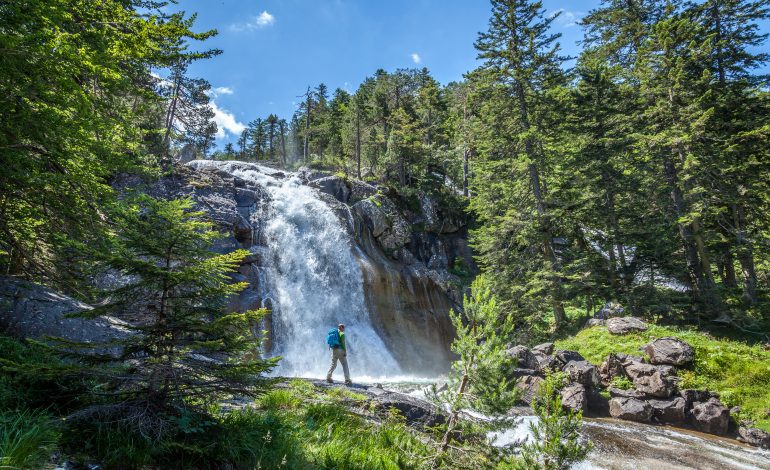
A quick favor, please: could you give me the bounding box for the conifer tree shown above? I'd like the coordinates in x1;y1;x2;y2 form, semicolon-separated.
67;196;277;437
471;0;570;328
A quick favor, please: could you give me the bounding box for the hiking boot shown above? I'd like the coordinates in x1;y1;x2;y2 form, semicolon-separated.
326;378;333;384
345;380;353;386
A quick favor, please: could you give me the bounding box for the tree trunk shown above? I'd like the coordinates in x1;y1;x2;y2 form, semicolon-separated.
439;371;469;453
732;204;758;304
355;110;361;179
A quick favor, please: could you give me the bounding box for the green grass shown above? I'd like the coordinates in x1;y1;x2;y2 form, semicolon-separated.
555;325;770;431
0;409;60;469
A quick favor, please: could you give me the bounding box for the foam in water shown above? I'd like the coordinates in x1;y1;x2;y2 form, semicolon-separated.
188;160;400;380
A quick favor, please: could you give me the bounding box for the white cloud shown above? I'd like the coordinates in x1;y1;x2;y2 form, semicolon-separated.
549;9;582;27
411;53;421;64
210;101;246;139
206;86;235;98
230;10;275;32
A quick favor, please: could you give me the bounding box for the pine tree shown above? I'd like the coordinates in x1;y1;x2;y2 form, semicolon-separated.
516;373;591;470
67;196;277;438
471;0;570;328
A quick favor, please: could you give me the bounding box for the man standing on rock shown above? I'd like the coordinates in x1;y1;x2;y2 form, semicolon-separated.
326;323;352;385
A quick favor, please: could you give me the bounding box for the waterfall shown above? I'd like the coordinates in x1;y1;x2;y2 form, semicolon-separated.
187;160;401;380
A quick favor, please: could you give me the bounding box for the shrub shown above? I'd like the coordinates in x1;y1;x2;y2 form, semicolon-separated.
0;410;59;469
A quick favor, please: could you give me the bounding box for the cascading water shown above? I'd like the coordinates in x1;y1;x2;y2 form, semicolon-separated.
188;160;400;379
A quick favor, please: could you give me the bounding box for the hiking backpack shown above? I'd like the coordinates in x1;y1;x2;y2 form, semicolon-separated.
326;328;340;348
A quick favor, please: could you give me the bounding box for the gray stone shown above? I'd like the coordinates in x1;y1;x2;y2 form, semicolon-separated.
649;397;686;424
507;345;541;370
599;353;627;385
234;188;259;207
586;318;606;327
0;276;129;355
595;301;625;319
353;199;390;237
533;351;560;372
516;375;544;406
607;317;648;335
609;397;652;422
643;337;694;366
310;175;351;203
738;426;770;449
177;143;197;163
561;383;587;412
680;389;719;409
348;180;378;204
624;360;677;398
691;398;730;435
373;392;446;429
555;349;585;366
608;387;647;399
564;360;601;387
531;342;554;355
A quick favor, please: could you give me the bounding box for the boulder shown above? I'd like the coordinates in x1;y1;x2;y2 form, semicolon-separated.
233;214;253;243
609;397;652;422
643;337;694;366
649;397;686;424
347;180;378;204
507;345;540;370
599;353;627;384
586;318;606;327
234;187;259;207
531;342;554;355
595;301;625;319
353;199;389;237
561;383;587;412
608;387;647;399
555;349;585;366
418;193;461;234
680;389;719;410
624;361;677;398
737;427;770;449
373;392;446;429
691;398;730;435
516;375;544;406
310;176;350;203
563;360;601;387
607;317;648;335
586;387;611;417
533;351;560;372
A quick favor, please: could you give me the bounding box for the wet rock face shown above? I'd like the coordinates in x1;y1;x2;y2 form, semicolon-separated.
643;337;694;366
607;317;648;335
609;397;653;422
691;398;730;435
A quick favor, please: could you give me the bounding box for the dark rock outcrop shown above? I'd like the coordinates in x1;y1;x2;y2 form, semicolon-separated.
555;349;585;366
599;353;627;385
516;375;543;405
561;383;587;412
680;389;719;409
691;398;730;435
624;361;677;398
609;397;652;422
507;345;540;371
531;342;554;355
643;337;694;366
607;317;648;335
737;427;770;449
595;301;624;319
649;397;686;424
372;391;446;429
0;276;129;353
563;360;601;387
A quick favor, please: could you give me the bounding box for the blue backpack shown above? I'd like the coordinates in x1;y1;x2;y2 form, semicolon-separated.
326;328;340;348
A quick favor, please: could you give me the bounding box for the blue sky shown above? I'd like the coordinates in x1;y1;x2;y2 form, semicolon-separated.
170;1;769;147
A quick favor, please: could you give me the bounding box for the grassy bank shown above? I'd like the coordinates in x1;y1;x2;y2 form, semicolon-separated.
555;325;770;431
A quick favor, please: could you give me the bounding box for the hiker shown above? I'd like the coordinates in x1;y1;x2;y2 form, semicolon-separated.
326;323;351;385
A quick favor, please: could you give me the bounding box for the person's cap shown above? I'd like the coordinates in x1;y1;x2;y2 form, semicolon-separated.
338;323;345;329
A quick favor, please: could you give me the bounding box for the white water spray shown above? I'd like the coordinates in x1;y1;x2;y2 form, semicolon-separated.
188;160;400;380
